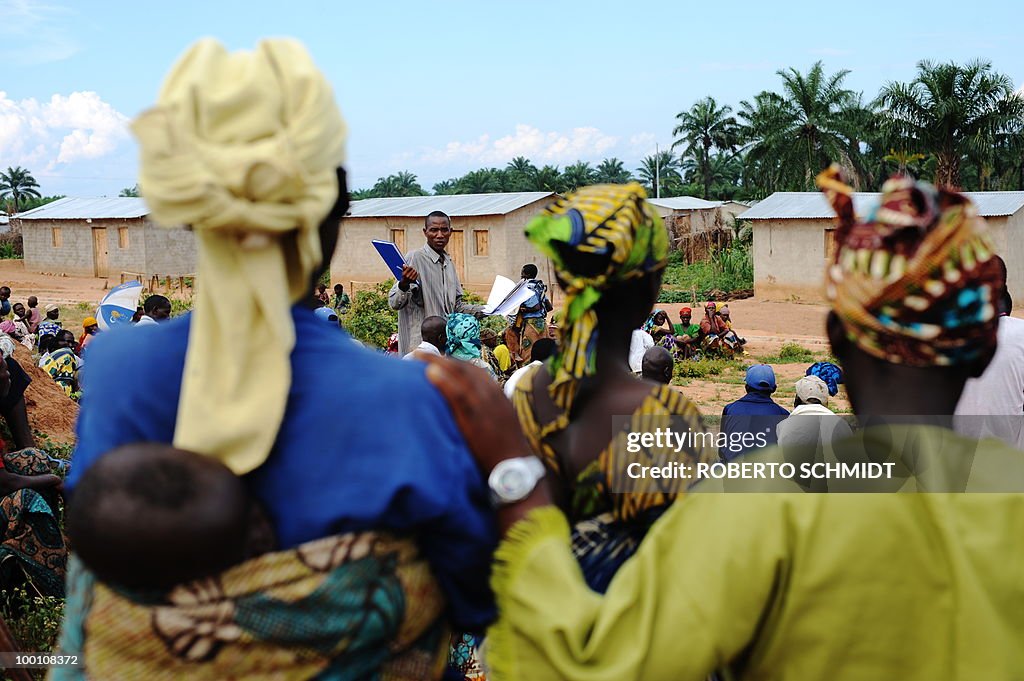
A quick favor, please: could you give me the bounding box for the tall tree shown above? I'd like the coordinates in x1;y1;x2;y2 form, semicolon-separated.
504;157;538;192
595;158;632;184
0;166;42;213
530;165;565;193
562;161;597;191
432;179;459;195
119;184;140;197
672;97;741;199
877;59;1024;187
636;152;681;198
371;171;427;197
740;62;868;191
456;168;504;194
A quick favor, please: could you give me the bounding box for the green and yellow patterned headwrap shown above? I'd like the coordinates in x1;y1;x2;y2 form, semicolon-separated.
525;182;667;409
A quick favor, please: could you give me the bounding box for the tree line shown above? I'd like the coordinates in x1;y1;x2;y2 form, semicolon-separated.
353;59;1024;201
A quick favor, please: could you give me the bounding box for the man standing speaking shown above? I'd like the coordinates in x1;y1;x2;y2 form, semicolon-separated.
389;210;483;355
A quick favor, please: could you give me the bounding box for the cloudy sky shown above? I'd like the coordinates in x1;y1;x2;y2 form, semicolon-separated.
1;0;1021;197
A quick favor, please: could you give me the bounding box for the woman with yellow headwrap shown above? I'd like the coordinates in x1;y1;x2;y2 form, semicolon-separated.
422;167;1024;681
55;39;497;680
508;183;712;593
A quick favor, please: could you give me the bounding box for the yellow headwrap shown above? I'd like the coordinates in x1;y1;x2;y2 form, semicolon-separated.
132;38;347;474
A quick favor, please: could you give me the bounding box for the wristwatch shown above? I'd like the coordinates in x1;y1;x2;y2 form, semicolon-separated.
488;457;546;507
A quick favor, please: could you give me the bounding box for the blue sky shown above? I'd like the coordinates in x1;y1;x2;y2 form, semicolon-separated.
1;0;1021;197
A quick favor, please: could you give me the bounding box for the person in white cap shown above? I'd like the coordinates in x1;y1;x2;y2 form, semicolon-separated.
776;374;853;448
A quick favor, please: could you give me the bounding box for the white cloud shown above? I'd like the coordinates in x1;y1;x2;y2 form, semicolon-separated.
0;90;130;170
420;124;620;167
0;1;80;65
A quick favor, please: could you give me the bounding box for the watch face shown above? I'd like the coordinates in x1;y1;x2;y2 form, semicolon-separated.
497;468;527;497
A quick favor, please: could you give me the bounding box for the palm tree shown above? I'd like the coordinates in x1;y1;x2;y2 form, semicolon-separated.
119;184;140;197
456;168;504;194
504;157;538;192
672;97;741;199
594;158;633;184
432;179;459;195
0;166;42;213
530;165;565;193
371;171;426;197
561;162;597;191
739;62;869;191
877;59;1024;188
636;152;681;198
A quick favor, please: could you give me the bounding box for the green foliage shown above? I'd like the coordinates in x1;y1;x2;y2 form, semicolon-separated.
170;297;193;315
759;342;816;364
1;587;63;656
659;243;753;302
673;357;738;381
119;184;140;197
318;270;332;289
13;195;63;213
0;240;20;259
480;315;508;334
76;302;92;312
345;281;398;349
0;166;42;212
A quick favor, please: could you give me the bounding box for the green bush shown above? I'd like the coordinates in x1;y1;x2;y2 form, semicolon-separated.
760;342;816;364
75;302;92;312
345;281;398;349
0;233;24;259
673;357;737;381
659;243;753;302
0;587;63;656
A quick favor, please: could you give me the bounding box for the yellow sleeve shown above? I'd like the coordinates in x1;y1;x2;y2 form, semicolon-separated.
486;496;791;681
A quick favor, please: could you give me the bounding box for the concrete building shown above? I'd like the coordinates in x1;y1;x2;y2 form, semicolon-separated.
11;197;197;279
335;192;557;293
740;191;1024;302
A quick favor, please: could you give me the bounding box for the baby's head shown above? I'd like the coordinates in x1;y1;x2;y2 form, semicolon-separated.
68;443;273;590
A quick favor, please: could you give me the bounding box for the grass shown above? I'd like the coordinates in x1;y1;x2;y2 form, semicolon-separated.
659;244;753;303
1;587;63;674
758;342;816;364
673;357;742;381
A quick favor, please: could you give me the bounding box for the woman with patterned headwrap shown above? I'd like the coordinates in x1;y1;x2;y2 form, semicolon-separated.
55;39;497;681
447;313;495;378
423;166;1024;681
507;183;712;593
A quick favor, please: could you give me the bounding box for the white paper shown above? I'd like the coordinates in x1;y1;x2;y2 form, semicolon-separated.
482;275;517;312
482;275;536;316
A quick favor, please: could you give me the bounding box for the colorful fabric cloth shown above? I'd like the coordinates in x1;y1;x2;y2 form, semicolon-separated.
0;448;68;598
504;317;547;367
42;347;79;397
448;632;487;680
525;183;667;410
446;313;481;361
642;309;666;334
53;532;449;681
806;361;843;397
511;371;711;591
492;344;512;373
818;165;1003;366
484;426;1024;681
37;319;62;338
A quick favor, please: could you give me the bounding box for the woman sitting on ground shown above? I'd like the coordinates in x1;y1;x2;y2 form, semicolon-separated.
508;183;712;593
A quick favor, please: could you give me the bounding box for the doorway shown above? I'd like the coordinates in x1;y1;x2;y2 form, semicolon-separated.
92;228;109;278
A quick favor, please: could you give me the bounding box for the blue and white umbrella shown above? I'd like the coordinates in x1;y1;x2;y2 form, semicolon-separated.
96;280;143;331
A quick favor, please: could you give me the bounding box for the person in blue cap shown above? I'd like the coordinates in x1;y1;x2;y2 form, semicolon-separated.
719;363;789;460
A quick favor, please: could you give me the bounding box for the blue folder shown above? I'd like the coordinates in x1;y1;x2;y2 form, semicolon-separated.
371;240;407;281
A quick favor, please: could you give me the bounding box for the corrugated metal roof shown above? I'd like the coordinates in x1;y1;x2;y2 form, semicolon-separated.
740;191;1024;220
647;196;722;211
14;197;149;220
347;192;555;218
